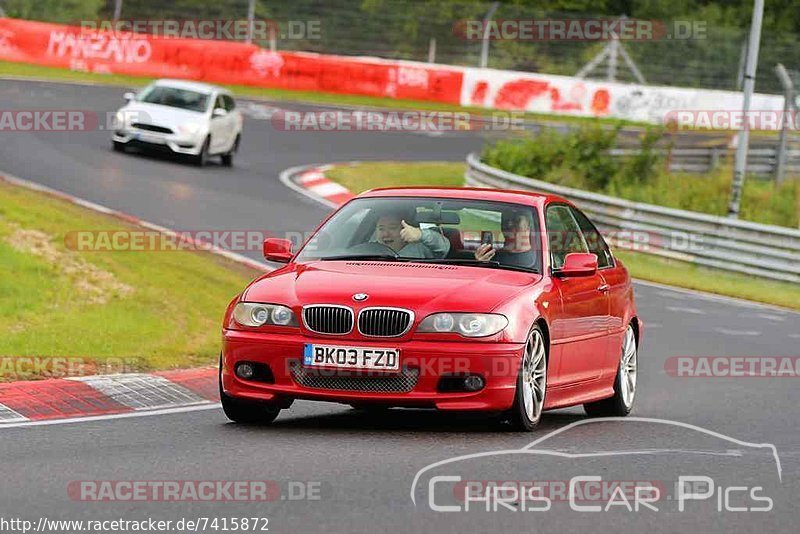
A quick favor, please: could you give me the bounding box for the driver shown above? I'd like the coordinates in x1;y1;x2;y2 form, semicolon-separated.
373;210;450;259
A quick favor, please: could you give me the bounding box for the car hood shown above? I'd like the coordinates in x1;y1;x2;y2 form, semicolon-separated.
120;102;206;130
243;261;540;313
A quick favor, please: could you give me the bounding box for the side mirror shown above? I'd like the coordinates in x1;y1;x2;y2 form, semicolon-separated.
263;238;293;263
212;108;227;118
123;92;135;101
556;253;598;277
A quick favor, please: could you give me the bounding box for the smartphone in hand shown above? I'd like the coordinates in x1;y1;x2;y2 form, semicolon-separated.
481;231;493;246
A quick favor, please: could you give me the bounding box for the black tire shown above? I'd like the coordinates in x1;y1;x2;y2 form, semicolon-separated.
506;325;547;432
112;141;125;152
221;135;240;167
584;324;638;418
192;137;210;167
218;357;281;424
221;391;280;424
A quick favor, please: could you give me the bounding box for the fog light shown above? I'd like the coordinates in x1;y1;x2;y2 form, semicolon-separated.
463;375;484;391
235;362;255;380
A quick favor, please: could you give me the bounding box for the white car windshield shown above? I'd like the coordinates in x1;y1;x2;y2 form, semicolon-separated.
294;197;542;273
138;85;210;112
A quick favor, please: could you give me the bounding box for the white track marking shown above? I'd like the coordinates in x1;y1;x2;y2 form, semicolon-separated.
70;374;206;410
666;306;706;315
714;327;761;336
308;181;350;197
740;312;786;322
0;403;28;423
0;403;220;430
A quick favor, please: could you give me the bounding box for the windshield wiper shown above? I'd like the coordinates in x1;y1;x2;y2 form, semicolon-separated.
317;254;400;261
412;258;540;274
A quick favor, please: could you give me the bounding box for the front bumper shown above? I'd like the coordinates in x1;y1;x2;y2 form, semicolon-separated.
112;129;203;155
222;330;525;411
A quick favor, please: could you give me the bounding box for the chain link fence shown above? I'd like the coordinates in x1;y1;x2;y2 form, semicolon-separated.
1;0;798;93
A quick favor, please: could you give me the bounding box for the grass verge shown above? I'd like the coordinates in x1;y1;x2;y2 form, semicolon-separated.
0;179;259;380
325;161;800;311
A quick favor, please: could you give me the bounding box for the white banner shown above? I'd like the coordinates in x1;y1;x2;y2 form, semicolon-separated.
459;66;786;129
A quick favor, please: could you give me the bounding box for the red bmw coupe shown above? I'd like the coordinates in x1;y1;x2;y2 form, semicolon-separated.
220;187;641;431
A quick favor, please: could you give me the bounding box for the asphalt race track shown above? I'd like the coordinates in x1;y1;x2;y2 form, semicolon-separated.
0;79;798;533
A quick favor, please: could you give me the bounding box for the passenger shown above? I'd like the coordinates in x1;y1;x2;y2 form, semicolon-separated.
474;209;537;269
373;210;450;259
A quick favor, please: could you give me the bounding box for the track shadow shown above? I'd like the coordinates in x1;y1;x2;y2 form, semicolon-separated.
224;405;587;435
113;146;225;168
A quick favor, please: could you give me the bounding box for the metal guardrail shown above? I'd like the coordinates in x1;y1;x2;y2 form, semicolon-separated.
465;153;800;283
609;147;800;175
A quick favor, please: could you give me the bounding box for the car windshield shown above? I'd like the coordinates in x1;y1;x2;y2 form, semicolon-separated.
137;85;210;112
294;197;542;273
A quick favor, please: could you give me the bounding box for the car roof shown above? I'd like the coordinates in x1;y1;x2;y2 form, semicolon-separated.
151;79;228;95
356;187;570;208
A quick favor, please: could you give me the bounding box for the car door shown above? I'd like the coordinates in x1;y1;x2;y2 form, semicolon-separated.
546;203;610;384
208;94;229;154
223;94;242;149
570;206;631;378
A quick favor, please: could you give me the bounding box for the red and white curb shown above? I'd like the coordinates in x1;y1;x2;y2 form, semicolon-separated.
0;170;276;427
279;163;355;209
0;368;218;426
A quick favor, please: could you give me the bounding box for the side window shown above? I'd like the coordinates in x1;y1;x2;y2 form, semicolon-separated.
570;207;614;269
545;204;589;270
223;95;236;111
214;95;225;111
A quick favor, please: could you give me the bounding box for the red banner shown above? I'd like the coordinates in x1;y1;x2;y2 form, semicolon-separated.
0;18;463;104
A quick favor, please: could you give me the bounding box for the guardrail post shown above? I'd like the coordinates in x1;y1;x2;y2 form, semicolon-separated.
774;64;796;185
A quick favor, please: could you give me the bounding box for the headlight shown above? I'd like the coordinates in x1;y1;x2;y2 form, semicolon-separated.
418;313;508;337
232;302;298;327
178;122;203;136
114;110;130;130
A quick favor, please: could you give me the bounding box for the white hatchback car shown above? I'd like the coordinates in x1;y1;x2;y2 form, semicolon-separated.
112;79;243;166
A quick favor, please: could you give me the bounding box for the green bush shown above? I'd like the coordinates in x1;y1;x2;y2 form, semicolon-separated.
482;126;798;228
482;124;620;189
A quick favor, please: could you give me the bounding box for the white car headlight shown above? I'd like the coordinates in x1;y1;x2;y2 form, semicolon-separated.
232;302;298;327
418;313;508;337
178;122;203;136
114;110;131;130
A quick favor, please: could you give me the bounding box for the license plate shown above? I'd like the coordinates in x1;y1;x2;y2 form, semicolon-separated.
134;133;164;144
303;344;399;371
